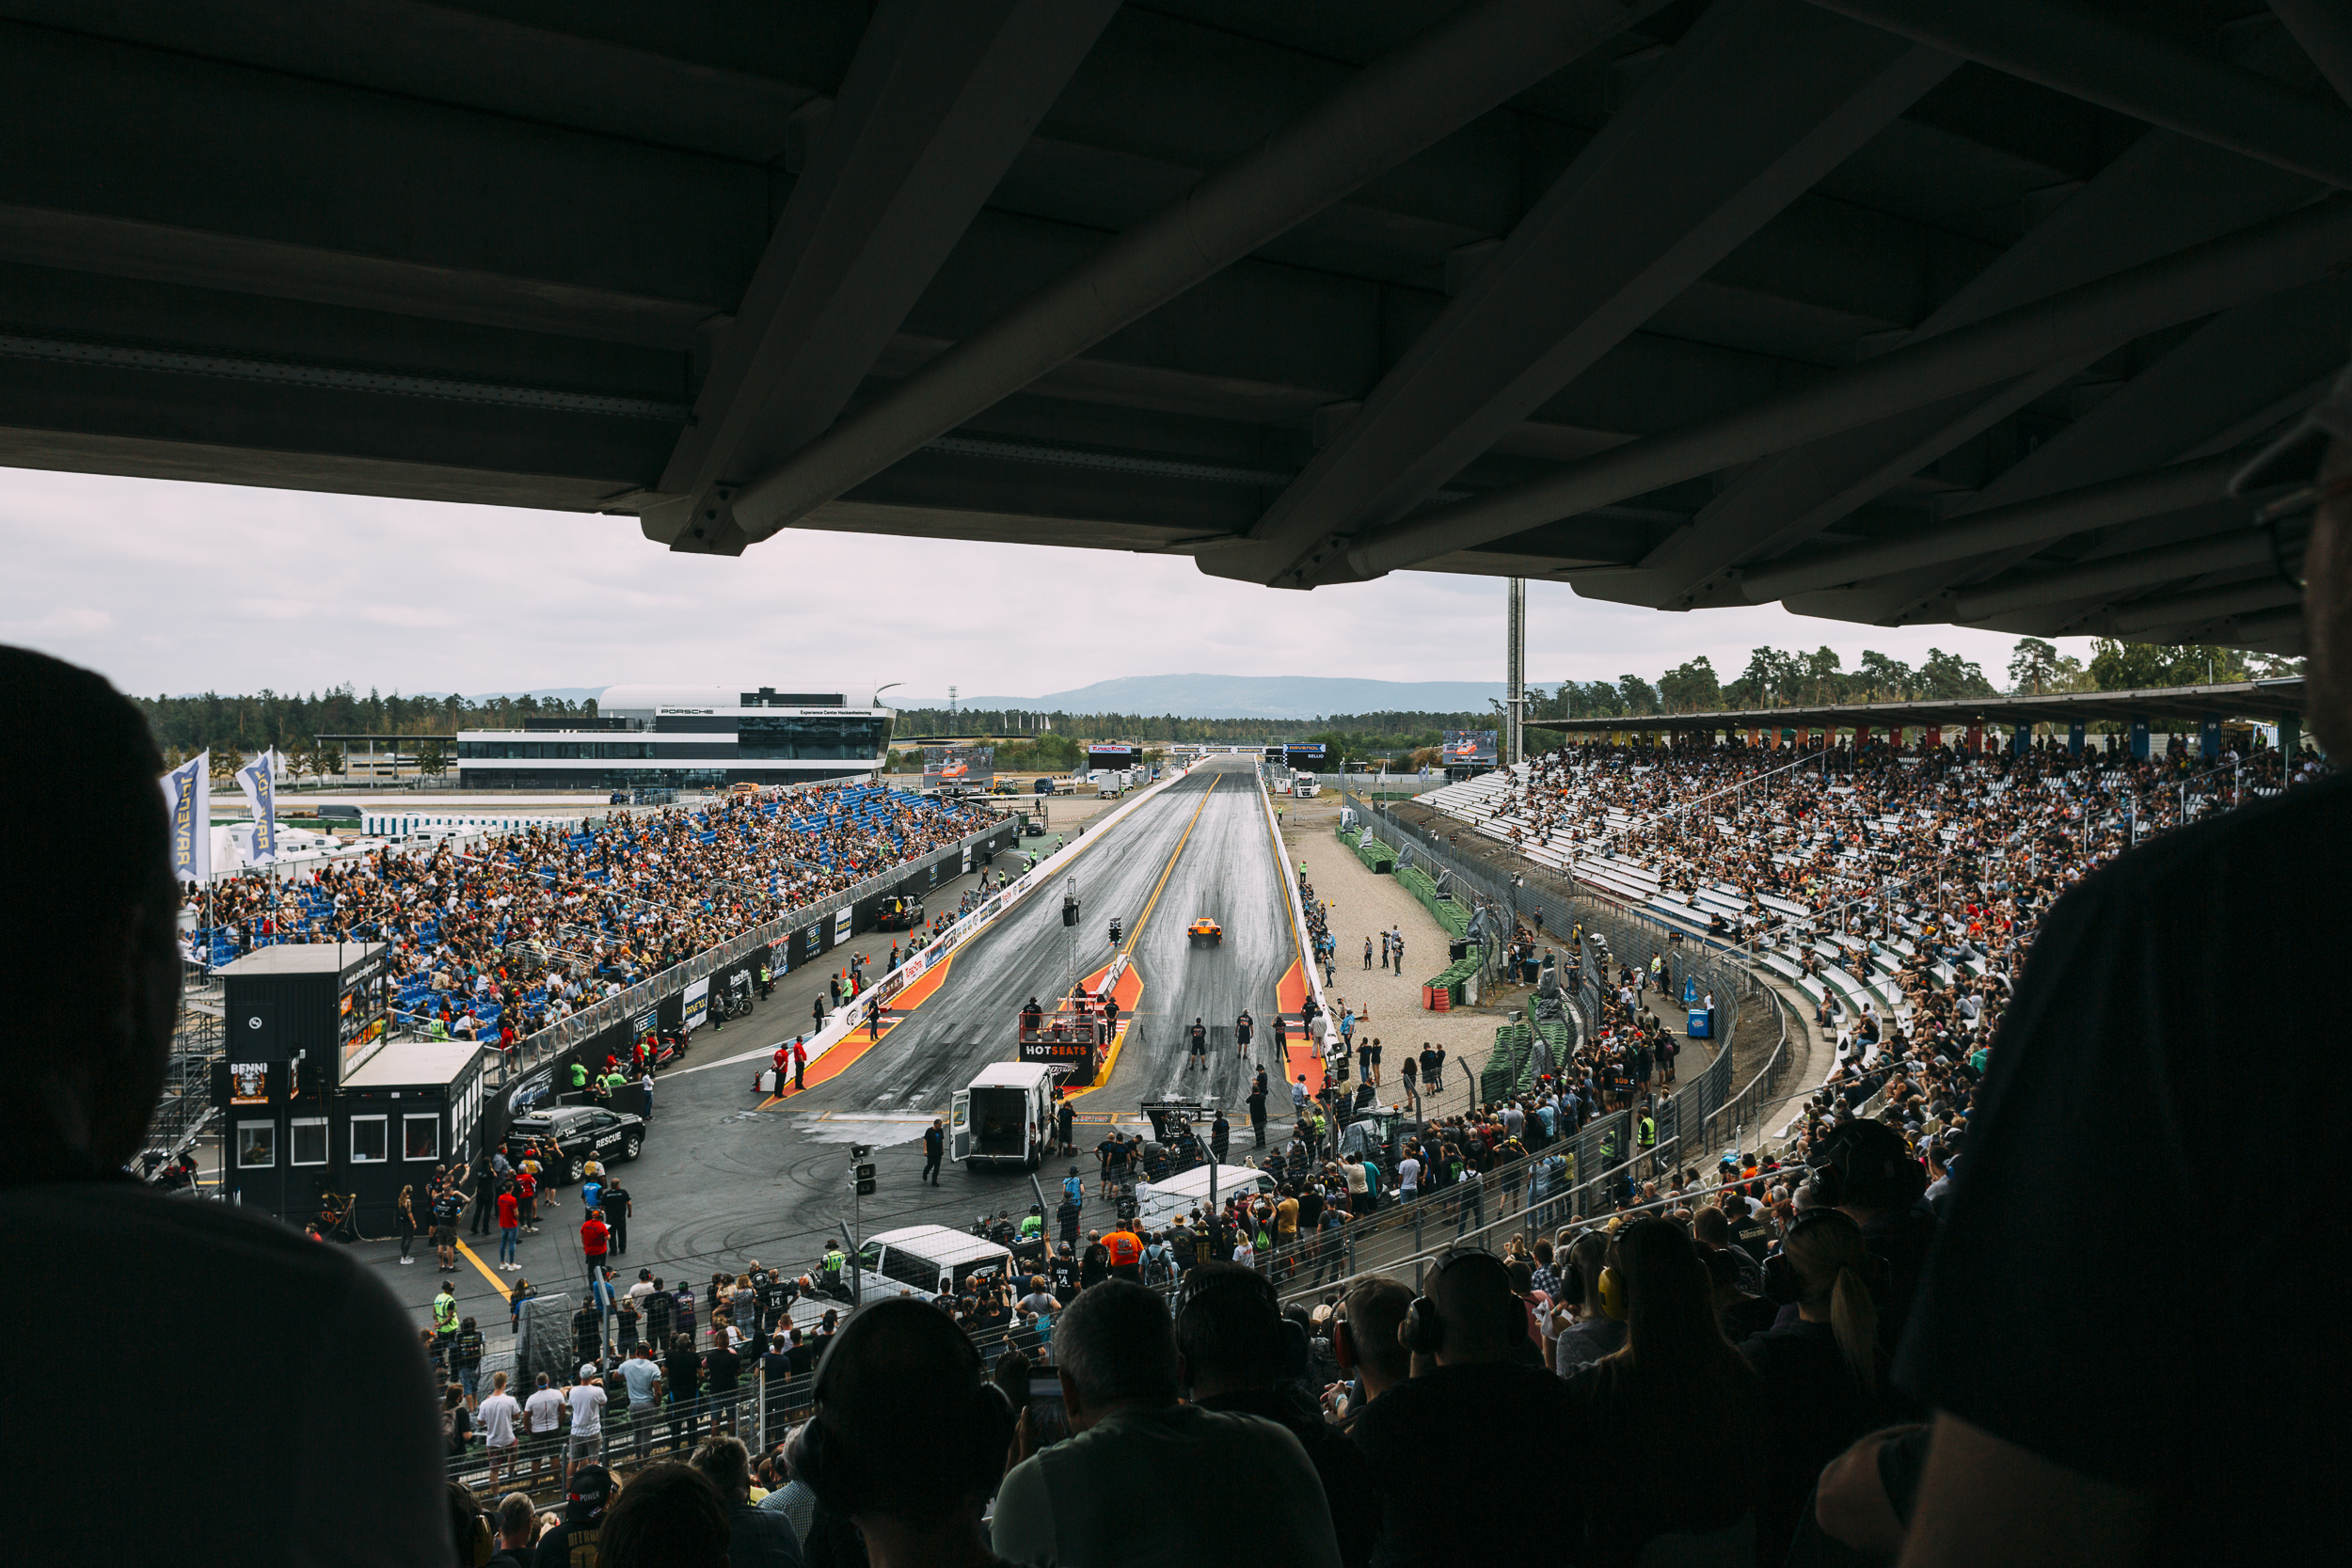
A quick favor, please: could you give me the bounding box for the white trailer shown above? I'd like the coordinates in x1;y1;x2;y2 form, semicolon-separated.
950;1061;1057;1169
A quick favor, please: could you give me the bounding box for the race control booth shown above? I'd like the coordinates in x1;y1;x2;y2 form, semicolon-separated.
209;944;497;1235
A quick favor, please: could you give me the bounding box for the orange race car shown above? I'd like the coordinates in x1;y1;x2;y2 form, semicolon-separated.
1187;917;1222;944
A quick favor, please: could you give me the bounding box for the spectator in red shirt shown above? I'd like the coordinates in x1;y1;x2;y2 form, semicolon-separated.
581;1211;610;1299
515;1168;539;1233
496;1184;520;1272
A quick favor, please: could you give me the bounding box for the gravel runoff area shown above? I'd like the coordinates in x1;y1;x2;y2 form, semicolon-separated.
1277;791;1537;1118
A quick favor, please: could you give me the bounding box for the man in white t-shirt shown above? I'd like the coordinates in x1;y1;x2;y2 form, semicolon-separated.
618;1343;664;1462
522;1373;565;1489
564;1363;607;1476
1396;1153;1422;1199
477;1371;522;1490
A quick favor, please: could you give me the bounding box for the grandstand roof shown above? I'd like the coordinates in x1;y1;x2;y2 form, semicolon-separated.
1528;676;2308;733
6;3;2339;654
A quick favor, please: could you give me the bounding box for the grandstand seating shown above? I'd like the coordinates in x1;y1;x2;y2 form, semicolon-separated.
1406;736;2295;1062
185;782;1002;1041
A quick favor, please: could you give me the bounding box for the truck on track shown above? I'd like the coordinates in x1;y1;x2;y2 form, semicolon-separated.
950;1061;1057;1170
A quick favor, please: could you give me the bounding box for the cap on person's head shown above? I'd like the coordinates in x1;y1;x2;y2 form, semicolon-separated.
565;1463;612;1514
2234;350;2352;493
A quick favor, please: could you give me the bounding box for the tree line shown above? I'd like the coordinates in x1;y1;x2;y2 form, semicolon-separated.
136;687;599;768
142;634;2303;773
1534;637;2297;721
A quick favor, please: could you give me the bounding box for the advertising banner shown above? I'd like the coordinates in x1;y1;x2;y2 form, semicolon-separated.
235;749;281;864
162;754;212;882
1442;730;1498;766
922;743;994;792
682;975;709;1033
229;1062;270;1105
833;906;852;945
338;951;389;1071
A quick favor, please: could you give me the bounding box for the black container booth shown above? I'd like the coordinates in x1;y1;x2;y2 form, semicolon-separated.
211;942;493;1233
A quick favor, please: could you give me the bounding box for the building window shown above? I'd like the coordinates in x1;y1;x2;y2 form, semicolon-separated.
738;714;888;759
291;1117;328;1166
351;1115;388;1164
404;1114;440;1162
236;1120;277;1168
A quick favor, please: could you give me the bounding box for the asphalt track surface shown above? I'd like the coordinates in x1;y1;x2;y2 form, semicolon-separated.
515;755;1301;1291
806;754;1295;1117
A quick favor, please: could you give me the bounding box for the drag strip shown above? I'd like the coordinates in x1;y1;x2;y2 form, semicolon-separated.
784;756;1288;1117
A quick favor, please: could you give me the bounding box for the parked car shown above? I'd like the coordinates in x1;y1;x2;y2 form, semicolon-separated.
504;1104;645;1183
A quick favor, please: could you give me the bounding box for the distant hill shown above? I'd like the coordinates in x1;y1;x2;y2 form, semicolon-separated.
461;687;610;703
894;674;1565;721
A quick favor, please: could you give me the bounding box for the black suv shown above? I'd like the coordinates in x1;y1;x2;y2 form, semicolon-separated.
504;1104;645;1184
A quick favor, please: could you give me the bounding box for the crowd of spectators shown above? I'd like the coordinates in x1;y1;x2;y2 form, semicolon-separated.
429;1117;1952;1568
1437;733;2321;1116
181;782;1004;1044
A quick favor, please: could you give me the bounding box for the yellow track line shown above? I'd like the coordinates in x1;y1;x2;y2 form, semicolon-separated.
1120;774;1219;958
455;1234;514;1302
1060;773;1223;1102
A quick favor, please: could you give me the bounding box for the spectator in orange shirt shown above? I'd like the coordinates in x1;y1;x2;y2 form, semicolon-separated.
1103;1226;1143;1282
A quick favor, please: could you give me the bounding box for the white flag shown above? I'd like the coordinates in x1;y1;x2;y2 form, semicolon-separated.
161;754;212;882
236;750;280;864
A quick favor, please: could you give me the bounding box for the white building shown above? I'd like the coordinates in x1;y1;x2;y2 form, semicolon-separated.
455;684;893;792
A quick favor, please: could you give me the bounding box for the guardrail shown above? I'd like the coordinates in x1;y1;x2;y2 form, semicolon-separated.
1260;766;1331;1025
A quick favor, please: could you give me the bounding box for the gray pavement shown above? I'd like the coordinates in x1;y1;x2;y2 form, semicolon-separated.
367;757;1298;1338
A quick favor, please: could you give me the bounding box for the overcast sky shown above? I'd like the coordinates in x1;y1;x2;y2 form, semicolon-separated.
2;467;2090;704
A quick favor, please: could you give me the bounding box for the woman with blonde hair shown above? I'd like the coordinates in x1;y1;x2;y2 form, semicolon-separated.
1739;1208;1904;1565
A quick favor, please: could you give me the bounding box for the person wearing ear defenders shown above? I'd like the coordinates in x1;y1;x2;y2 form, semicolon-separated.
1545;1230;1625;1375
1324;1277;1414;1425
993;1278;1340;1567
1177;1264;1379;1568
1351;1250;1579;1568
1558;1219;1765;1566
783;1297;1022;1568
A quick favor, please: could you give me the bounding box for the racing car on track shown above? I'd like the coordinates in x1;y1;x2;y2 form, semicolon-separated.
1187;917;1222;945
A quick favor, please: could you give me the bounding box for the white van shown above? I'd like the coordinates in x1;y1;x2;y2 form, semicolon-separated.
1134;1164;1276;1231
951;1061;1057;1169
853;1224;1016;1305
